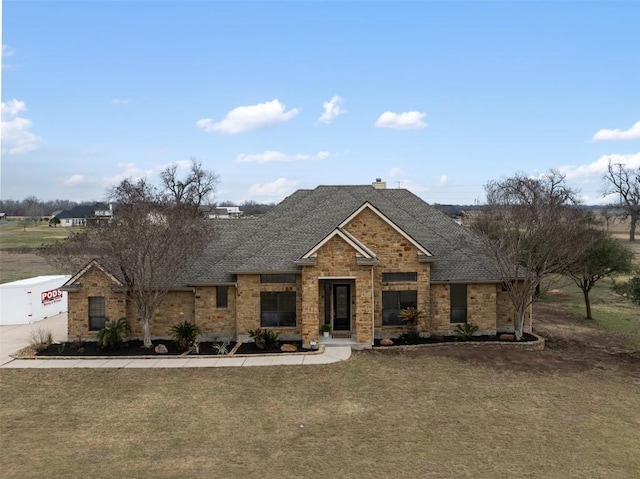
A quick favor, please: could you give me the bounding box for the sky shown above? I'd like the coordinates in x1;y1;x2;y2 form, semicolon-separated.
1;1;639;206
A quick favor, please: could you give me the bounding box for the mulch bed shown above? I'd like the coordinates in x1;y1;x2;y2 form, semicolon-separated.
374;332;538;347
36;339;235;357
35;339;313;357
234;340;312;355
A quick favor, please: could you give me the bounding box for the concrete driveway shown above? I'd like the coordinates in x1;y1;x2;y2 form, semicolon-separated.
0;313;68;366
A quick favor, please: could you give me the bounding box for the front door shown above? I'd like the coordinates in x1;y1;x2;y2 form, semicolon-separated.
333;284;351;331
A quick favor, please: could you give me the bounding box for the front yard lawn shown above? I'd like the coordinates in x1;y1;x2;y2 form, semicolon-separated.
1;346;638;478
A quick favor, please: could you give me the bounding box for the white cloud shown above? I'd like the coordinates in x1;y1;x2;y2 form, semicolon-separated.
63;174;86;186
111;98;130;105
236;150;330;164
592;121;640;141
318;95;346;124
196;99;299;134
1;99;43;155
557;152;640;181
2;44;14;58
61;162;161;190
439;175;448;185
248;177;300;199
374;111;427;130
389;167;404;178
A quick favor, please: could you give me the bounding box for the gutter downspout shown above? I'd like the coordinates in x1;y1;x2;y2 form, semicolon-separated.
371;266;375;347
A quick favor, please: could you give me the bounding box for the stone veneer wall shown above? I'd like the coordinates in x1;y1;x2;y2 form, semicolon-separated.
235;274;302;339
127;290;195;338
467;284;497;332
301;235;372;346
194;286;236;339
67;266;127;340
496;289;515;332
430;283;516;334
343;207;431;337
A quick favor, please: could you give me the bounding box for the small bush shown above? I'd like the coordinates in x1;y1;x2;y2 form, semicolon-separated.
97;317;130;350
399;307;427;332
29;328;53;352
398;331;422;344
248;328;280;350
213;337;232;355
454;322;479;341
171;321;202;350
612;273;640;304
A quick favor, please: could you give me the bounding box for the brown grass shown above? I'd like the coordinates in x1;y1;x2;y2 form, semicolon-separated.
1;354;638;479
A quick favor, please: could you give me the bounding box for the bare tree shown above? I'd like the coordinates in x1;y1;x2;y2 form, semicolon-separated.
471;171;588;340
603;161;640;241
564;229;633;319
160;158;219;207
23;196;45;226
41;175;216;348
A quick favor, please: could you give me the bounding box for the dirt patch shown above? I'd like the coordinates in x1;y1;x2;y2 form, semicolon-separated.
379;302;640;378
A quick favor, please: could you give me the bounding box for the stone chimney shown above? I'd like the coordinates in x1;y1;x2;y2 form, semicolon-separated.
372;178;386;189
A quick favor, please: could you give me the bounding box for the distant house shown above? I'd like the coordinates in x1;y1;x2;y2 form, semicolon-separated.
208;206;243;219
63;182;525;349
55;203;113;227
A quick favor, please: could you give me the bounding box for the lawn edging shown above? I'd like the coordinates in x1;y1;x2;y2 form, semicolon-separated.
11;342;327;360
372;333;545;352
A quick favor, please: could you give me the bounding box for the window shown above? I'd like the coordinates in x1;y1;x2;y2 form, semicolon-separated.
382;272;418;283
216;286;228;308
382;290;417;326
260;274;297;284
450;284;467;323
260;292;296;327
88;296;106;331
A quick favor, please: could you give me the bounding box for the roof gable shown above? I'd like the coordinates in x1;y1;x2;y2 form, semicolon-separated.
340;202;433;258
299;227;377;262
64;260;123;287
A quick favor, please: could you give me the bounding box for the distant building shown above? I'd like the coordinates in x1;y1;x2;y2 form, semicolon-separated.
55;203;113;227
208;206;243;219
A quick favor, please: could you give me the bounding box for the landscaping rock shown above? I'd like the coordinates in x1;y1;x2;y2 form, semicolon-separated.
380;338;394;346
499;334;516;342
155;344;169;354
280;343;298;353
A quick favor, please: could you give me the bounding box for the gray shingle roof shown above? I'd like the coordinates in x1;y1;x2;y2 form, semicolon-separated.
183;185;501;285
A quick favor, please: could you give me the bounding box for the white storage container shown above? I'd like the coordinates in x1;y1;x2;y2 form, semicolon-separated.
0;275;71;325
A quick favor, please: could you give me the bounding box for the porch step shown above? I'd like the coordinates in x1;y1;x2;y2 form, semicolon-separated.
330;332;352;339
320;337;369;350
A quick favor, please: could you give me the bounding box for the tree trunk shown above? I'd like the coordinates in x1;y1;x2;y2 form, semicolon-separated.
142;316;153;348
630;214;637;241
514;306;525;340
583;288;593;320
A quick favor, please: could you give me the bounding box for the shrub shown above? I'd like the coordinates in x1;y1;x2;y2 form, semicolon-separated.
213;337;232;355
398;331;422;344
612;273;640;304
29;328;54;352
171;321;202;350
248;328;280;350
399;307;427;332
97;317;130;350
454;322;479;341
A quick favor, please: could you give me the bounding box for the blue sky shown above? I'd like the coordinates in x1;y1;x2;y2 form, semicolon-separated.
2;1;639;205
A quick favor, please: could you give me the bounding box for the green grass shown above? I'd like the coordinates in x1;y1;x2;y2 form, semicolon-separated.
540;229;640;347
1;354;639;479
0;221;73;283
542;275;640;347
0;220;73;250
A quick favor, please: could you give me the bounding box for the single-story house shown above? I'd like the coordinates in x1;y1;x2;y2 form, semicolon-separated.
63;182;525;348
55;203;112;227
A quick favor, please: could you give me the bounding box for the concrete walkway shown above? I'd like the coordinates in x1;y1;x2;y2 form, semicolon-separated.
0;313;352;368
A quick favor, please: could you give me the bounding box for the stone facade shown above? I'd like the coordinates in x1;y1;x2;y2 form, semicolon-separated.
65;206;525;345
